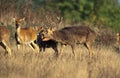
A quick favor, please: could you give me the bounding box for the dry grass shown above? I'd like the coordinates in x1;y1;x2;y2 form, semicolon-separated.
0;42;120;78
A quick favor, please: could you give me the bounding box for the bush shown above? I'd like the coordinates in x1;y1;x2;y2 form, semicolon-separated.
95;27;116;47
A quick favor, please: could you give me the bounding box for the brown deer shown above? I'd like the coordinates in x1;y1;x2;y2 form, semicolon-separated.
0;26;11;56
116;33;120;51
42;26;96;57
15;18;40;52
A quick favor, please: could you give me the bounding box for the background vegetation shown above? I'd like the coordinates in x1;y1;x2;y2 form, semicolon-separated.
0;0;120;31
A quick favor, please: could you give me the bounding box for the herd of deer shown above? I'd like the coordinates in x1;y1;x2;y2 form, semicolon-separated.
0;18;120;57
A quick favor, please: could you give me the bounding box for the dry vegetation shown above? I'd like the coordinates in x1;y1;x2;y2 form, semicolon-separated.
0;40;120;78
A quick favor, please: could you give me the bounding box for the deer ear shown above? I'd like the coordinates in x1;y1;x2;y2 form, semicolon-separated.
47;27;53;34
20;17;25;21
35;26;43;32
47;27;53;31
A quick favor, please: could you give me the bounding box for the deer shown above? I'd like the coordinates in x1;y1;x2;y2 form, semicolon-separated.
37;31;58;56
42;26;96;57
15;18;40;53
0;26;11;56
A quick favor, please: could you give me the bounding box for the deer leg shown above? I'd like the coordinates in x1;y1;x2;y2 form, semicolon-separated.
17;43;20;50
43;46;46;52
28;43;35;51
70;45;75;56
52;45;58;57
31;42;39;53
60;44;66;55
16;38;22;50
2;40;11;56
118;46;120;51
84;42;93;57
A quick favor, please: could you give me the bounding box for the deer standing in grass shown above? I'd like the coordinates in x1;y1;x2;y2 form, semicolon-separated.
0;26;11;56
15;18;40;52
116;33;120;51
42;26;96;57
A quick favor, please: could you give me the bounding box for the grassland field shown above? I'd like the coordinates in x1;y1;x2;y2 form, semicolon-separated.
0;40;120;78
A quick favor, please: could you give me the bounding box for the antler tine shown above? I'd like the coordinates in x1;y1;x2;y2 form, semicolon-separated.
46;15;54;28
57;16;63;24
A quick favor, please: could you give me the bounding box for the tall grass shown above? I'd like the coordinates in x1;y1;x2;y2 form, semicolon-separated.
0;43;120;78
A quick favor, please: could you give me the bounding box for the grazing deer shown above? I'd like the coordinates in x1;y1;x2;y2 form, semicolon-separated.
116;33;120;51
15;18;40;52
42;26;96;57
0;26;11;56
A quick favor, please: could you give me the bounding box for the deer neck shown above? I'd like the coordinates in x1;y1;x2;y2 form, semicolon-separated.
16;23;21;34
16;23;21;29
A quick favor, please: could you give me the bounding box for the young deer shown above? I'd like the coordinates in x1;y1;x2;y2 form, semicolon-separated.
0;26;11;56
15;18;40;52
